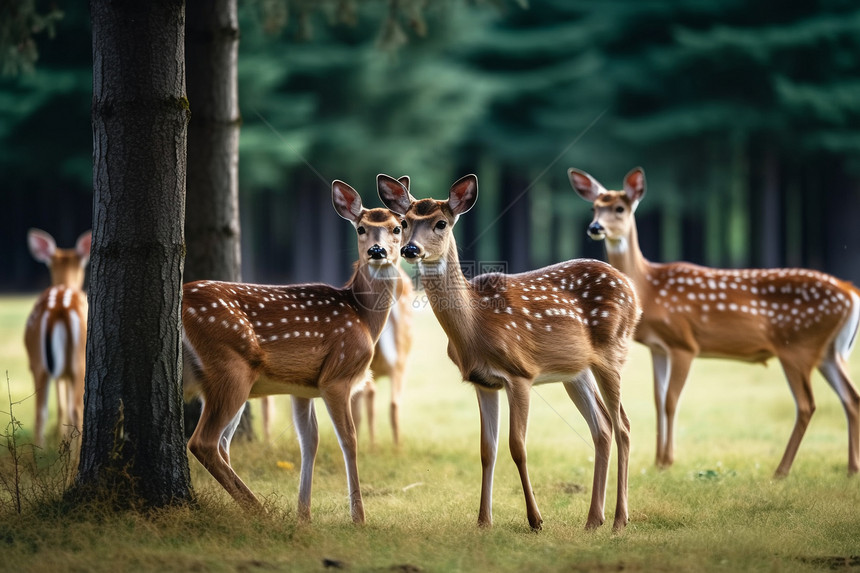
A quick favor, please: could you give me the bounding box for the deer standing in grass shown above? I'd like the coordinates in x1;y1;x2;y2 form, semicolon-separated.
182;178;404;523
379;174;640;531
352;264;414;448
570;167;860;477
24;229;92;448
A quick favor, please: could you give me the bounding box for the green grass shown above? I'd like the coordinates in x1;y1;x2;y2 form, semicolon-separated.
1;294;860;572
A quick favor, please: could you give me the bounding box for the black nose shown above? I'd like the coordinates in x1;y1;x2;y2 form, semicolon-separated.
401;244;420;259
588;222;604;236
368;244;386;260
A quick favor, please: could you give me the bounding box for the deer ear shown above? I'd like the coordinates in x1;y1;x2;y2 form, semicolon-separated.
623;167;646;202
377;174;413;216
76;231;92;266
448;174;478;216
332;180;364;223
568;168;607;202
28;228;56;264
397;175;410;192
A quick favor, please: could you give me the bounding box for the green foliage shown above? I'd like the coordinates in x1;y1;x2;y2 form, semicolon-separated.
0;0;63;76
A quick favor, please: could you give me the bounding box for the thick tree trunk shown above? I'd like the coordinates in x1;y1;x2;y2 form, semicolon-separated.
75;0;192;508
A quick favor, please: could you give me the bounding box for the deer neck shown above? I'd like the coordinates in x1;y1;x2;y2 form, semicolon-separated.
416;239;479;345
605;217;651;289
346;261;400;341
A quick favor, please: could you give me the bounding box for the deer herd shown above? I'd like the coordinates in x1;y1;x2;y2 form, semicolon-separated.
23;168;860;532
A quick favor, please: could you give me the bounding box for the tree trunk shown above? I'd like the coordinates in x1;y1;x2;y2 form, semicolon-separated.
185;0;241;283
75;0;192;508
183;0;254;440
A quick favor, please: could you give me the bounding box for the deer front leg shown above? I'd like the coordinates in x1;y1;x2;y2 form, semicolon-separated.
321;382;365;524
475;386;500;527
292;396;319;522
564;370;611;530
506;379;542;530
653;348;693;468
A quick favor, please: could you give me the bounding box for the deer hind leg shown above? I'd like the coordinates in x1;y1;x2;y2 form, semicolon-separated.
476;386;500;528
32;369;49;448
321;380;365;524
390;362;407;447
564;370;612;530
657;349;694;469
775;359;815;478
818;352;860;475
292;396;319;522
592;364;631;531
188;364;261;510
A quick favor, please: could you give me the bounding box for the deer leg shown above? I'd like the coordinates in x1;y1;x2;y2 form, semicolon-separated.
56;376;69;441
364;378;376;449
506;379;542;530
476;386;500;527
321;381;365;524
390;367;405;447
818;353;860;475
661;349;694;468
33;369;49;448
188;367;261;510
291;396;319;522
651;349;670;466
218;402;247;466
260;397;274;443
564;370;612;530
592;364;631;531
775;360;815;478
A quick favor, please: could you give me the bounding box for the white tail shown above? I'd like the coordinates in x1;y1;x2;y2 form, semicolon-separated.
24;228;92;447
182;177;404;523
570;166;860;477
379;174;640;531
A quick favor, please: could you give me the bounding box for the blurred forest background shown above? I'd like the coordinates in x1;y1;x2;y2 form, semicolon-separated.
2;0;859;291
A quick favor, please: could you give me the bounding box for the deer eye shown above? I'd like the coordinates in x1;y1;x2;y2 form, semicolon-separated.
357;226;366;235
393;227;401;235
615;206;625;213
401;220;408;229
435;220;447;230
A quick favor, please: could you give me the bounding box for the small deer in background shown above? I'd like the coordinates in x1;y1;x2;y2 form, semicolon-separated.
352;265;414;448
182;178;404;523
380;174;640;531
570;166;860;477
24;228;92;448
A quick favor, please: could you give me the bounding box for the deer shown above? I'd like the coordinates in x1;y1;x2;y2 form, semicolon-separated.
378;174;641;531
182;178;404;524
24;228;92;448
351;265;414;448
570;166;860;478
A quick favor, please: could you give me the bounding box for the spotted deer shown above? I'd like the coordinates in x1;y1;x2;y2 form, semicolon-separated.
570;166;860;477
379;174;640;531
182;178;404;523
351;265;414;448
24;228;92;447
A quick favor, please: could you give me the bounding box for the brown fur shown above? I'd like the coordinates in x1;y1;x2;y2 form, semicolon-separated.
182;179;404;524
570;166;860;476
379;174;640;532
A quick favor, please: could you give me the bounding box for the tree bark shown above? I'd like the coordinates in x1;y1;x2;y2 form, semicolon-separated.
183;0;254;440
75;0;192;508
185;0;241;284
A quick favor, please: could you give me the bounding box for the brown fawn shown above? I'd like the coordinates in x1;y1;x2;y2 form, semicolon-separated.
570;166;860;477
182;178;404;523
24;228;92;448
379;174;640;531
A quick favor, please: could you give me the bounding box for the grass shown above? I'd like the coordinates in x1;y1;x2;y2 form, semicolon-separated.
1;294;860;572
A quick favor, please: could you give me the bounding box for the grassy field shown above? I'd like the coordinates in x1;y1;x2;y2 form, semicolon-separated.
1;294;859;572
